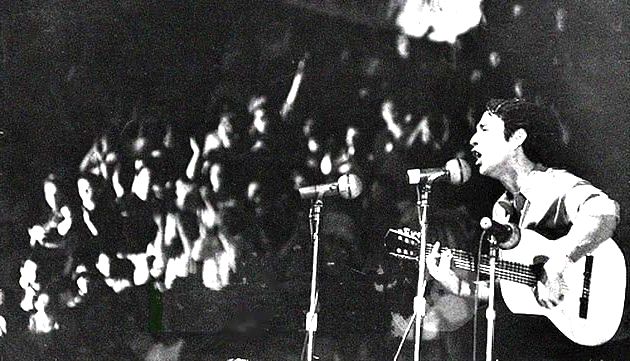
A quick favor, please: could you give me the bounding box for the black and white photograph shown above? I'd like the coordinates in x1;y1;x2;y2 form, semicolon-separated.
0;1;628;360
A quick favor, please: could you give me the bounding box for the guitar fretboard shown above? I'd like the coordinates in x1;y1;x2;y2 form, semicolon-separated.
430;244;537;287
388;231;538;287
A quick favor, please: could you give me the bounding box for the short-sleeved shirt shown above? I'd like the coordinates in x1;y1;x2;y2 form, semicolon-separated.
490;167;621;359
492;167;619;241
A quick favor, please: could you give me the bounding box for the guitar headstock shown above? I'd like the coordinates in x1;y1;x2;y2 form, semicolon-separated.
384;228;421;261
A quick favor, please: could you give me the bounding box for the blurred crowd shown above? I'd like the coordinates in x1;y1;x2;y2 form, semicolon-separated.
1;88;485;359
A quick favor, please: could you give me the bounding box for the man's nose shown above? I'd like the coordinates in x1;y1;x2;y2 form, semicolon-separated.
469;133;478;147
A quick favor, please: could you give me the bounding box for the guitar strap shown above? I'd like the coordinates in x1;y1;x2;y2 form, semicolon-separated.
503;192;526;225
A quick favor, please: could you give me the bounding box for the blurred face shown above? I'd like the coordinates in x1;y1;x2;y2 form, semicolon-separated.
101;151;118;180
247;181;261;205
131;167;151;202
19;259;38;289
217;113;235;148
209;163;223;193
469;112;513;178
292;171;307;189
77;178;96;211
253;108;268;134
175;179;198;211
35;293;50;311
345;127;358;157
96;253;111;278
303;118;314;137
111;167;125;198
345;127;357;147
396;33;410;58
43;182;58;210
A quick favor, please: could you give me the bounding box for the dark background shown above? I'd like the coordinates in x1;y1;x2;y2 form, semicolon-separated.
0;0;628;359
0;0;627;229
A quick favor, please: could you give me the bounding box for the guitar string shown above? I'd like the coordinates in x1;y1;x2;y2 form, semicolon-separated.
421;246;538;283
394;234;552;286
453;260;537;286
396;239;538;284
393;234;594;294
421;243;534;273
453;255;537;283
416;248;537;285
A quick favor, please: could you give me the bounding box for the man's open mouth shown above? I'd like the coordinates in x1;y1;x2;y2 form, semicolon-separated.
472;150;481;165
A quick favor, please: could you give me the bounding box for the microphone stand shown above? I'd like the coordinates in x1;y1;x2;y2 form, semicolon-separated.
393;179;435;361
485;235;499;361
303;197;323;361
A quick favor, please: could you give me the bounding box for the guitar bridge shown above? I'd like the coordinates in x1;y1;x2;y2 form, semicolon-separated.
579;255;594;319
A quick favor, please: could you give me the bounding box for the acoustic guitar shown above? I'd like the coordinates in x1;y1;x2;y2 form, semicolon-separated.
384;227;626;346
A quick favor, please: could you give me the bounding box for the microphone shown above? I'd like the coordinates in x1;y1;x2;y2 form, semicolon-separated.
480;217;520;250
298;174;364;200
407;158;472;185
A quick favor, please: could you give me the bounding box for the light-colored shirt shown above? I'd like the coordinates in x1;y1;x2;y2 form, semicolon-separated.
492;167;619;240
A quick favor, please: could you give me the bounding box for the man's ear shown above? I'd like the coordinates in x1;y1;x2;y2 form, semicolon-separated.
510;128;527;148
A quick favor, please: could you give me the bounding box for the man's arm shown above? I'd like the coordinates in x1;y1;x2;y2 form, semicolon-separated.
559;186;620;259
560;213;618;262
537;192;620;308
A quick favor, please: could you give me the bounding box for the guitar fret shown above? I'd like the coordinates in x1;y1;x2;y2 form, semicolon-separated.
480;266;537;286
422;247;537;286
450;262;536;286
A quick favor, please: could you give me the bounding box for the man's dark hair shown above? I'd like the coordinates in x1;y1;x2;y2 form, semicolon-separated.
485;98;564;165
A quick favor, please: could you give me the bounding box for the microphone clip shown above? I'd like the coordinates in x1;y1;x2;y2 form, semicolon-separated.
480;217;521;250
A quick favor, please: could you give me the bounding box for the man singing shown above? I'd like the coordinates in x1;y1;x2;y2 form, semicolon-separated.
426;98;621;360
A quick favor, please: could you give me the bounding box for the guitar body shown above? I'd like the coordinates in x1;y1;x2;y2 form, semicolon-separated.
384;227;627;346
499;229;626;346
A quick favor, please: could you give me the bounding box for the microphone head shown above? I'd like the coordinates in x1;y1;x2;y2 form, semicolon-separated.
337;174;363;199
479;217;493;230
445;158;471;185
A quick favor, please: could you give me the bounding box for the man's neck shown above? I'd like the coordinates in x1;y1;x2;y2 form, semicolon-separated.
498;158;537;196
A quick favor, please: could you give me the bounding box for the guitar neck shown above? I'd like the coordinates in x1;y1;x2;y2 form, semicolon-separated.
426;243;537;287
387;229;537;287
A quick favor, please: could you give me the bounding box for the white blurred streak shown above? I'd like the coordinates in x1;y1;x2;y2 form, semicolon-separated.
83;209;99;236
186;137;201;180
280;55;307;119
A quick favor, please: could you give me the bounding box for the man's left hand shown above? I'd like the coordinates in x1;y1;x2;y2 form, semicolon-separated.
535;256;570;308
